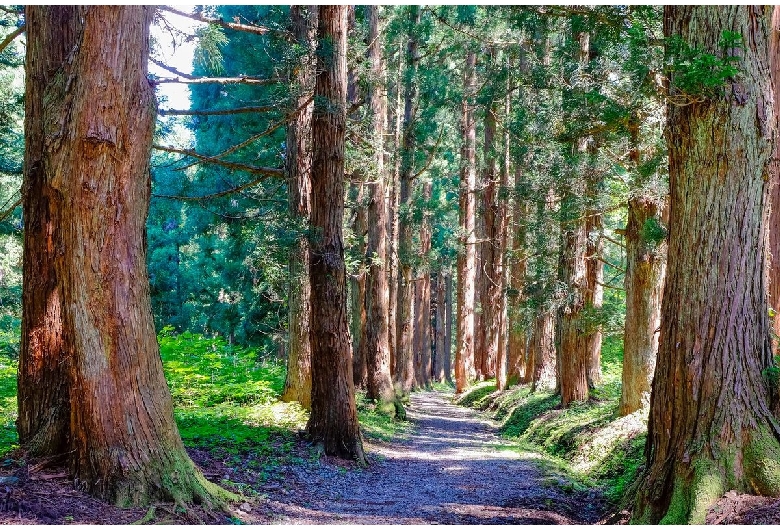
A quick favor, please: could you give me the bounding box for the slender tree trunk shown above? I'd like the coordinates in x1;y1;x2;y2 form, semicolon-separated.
768;7;780;350
480;96;499;381
455;50;478;393
495;87;512;391
433;273;446;382
444;272;454;384
306;5;365;464
282;5;317;410
416;181;433;388
361;5;396;414
633;6;780;524
20;6;229;506
508;186;529;386
350;184;368;389
394;5;420;396
585;160;603;388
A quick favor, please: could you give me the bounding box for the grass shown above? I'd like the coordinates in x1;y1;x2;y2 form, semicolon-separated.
0;325;407;468
456;336;647;507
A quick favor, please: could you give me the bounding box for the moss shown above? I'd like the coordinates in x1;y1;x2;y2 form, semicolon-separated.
688;459;726;524
744;425;780;496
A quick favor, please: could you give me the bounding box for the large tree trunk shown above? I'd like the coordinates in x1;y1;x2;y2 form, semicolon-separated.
530;310;557;393
19;6;229;506
282;5;317;410
361;5;396;414
633;6;780;524
415;181;433;389
394;5;420;397
455;50;478;393
306;5;365;464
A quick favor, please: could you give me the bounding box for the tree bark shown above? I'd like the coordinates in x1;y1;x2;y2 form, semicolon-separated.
433;273;447;382
306;5;365;464
508;184;529;386
281;5;317;410
768;7;780;350
444;272;454;383
633;6;780;524
530;310;557;393
361;5;396;414
19;6;230;506
394;5;420;396
350;183;368;389
585;158;603;388
455;50;478;393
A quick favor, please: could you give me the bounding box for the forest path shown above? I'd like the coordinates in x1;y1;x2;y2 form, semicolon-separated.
259;390;604;524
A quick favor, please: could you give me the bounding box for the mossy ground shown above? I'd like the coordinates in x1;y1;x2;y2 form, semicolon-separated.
456;336;647;509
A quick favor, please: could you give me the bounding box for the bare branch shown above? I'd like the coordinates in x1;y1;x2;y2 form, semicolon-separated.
152;144;284;178
157;6;281;37
159;105;277;117
0;24;24;56
148;57;279;85
0;196;21;223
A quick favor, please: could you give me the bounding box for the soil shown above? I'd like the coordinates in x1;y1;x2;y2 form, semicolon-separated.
0;390;607;524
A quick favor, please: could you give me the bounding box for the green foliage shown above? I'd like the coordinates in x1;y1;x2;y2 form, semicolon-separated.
665;31;744;99
640;216;667;246
762;355;780;388
0;327;17;455
355;392;412;442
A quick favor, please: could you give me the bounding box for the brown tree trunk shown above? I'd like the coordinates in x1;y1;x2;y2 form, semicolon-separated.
585;164;603;388
416;181;433;389
281;5;317;410
19;6;229;506
508;185;529;386
480;97;499;381
306;5;365;464
350;183;368;389
394;5;419;396
769;7;780;349
433;273;447;382
530;310;557;393
455;50;478;393
444;272;454;384
633;6;780;524
619;196;666;415
361;5;396;414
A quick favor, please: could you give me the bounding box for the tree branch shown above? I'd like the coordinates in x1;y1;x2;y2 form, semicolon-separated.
0;196;21;223
411;126;445;180
152;144;284;177
149;57;279;85
159;105;276;117
0;24;24;56
157;6;280;37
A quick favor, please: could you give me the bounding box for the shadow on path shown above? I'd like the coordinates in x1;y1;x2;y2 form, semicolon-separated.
262;390;604;524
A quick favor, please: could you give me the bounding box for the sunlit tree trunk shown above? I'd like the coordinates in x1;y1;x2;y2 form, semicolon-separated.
306;4;365;464
282;5;317;410
633;6;780;523
19;5;229;506
433;273;447;382
455;50;477;393
361;5;396;413
584;157;603;388
508;186;529;386
394;5;419;396
350;184;368;389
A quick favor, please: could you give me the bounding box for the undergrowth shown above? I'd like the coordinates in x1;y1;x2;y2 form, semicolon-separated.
456;336;646;508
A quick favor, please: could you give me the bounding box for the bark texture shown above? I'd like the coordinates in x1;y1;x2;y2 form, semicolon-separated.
281;5;317;410
361;5;396;414
769;7;780;349
20;6;229;507
306;5;365;464
633;6;780;523
455;50;478;393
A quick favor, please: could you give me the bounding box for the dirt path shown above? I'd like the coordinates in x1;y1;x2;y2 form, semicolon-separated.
256;390;605;524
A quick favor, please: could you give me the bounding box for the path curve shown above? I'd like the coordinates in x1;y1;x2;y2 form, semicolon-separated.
261;390;602;524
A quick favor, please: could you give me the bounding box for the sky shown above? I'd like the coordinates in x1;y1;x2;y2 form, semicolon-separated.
149;6;205;112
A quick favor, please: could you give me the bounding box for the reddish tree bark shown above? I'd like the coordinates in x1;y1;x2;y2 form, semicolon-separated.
455;50;478;393
306;5;365;464
281;5;317;410
19;6;229;506
361;5;396;414
768;7;780;349
633;6;780;523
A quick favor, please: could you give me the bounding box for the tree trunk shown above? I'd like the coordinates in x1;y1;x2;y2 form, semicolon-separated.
361;5;396;414
282;5;317;410
530;310;557;393
455;50;478;393
585;161;603;388
619;196;666;415
306;5;365;464
444;272;454;383
394;5;420;396
633;6;780;524
508;184;529;386
19;6;229;506
416;181;433;388
350;183;368;389
433;273;447;382
768;7;780;350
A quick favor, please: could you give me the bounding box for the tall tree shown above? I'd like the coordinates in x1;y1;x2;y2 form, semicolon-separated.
361;5;397;415
455;50;478;393
768;7;780;349
306;4;365;464
282;5;317;410
633;6;780;523
19;5;228;505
